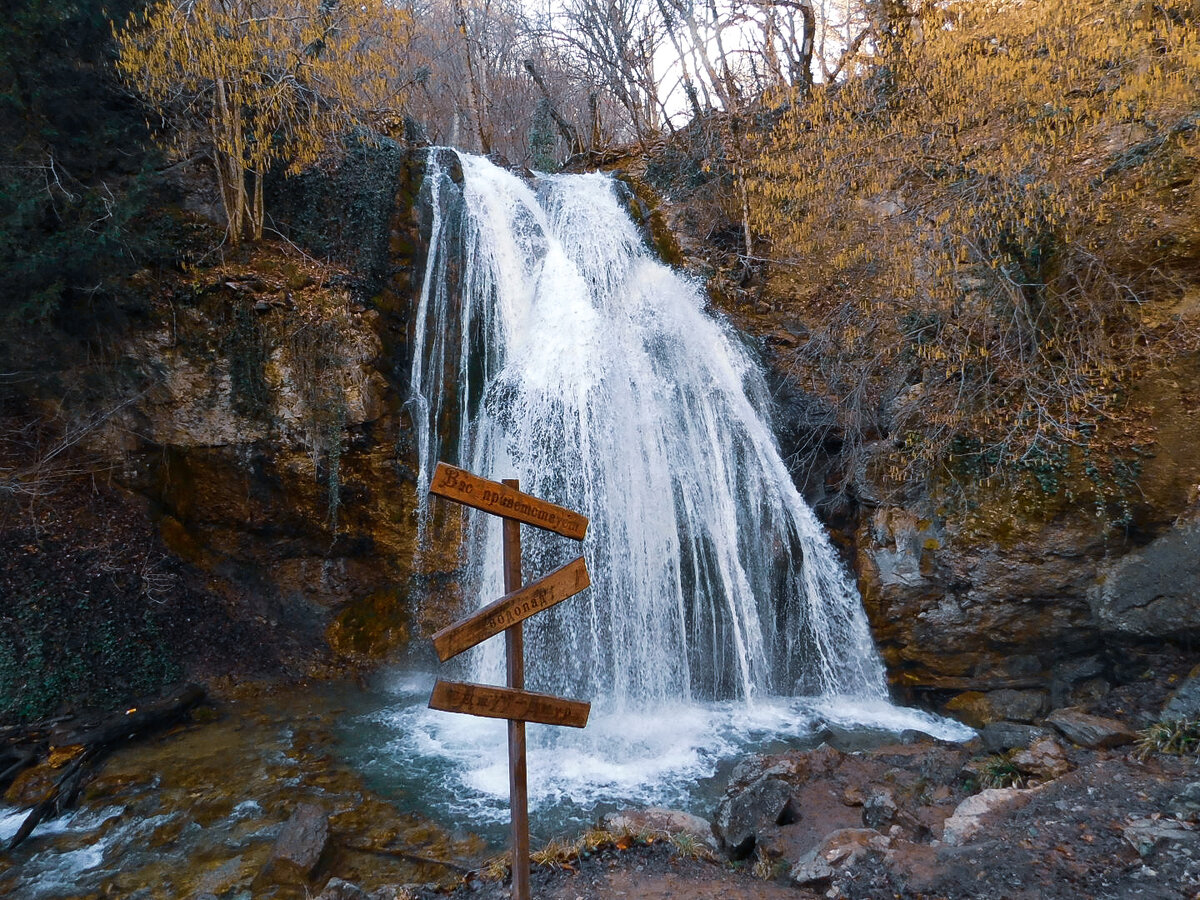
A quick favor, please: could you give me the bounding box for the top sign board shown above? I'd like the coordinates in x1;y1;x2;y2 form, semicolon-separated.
429;463;588;540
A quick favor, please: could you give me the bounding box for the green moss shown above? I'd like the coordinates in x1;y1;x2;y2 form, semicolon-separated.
221;299;270;419
0;589;181;723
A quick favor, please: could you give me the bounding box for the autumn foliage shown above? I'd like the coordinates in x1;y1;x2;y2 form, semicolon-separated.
749;0;1200;519
114;0;412;244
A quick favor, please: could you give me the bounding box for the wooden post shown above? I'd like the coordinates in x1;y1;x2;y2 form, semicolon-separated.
502;478;531;900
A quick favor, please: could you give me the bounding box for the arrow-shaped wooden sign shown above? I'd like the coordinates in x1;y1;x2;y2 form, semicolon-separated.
431;556;590;662
429;462;588;540
429;680;590;728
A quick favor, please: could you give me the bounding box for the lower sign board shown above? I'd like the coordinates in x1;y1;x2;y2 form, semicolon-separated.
431;556;590;663
429;680;590;728
429;463;589;540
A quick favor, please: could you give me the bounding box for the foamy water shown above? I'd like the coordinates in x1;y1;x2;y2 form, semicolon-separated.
339;670;973;842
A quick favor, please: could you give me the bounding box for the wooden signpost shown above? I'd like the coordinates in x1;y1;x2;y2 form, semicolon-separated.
427;461;591;900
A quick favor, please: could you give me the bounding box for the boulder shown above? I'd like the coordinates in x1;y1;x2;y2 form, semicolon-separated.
979;722;1052;753
1089;517;1200;639
258;803;330;886
1163;665;1200;720
1045;708;1136;749
601;807;715;848
941;788;1032;846
1011;737;1071;780
712;775;797;859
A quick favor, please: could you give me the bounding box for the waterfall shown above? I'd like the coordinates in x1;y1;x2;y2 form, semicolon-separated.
409;150;887;709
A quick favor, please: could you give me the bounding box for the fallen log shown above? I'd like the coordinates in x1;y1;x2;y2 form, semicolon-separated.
6;683;206;850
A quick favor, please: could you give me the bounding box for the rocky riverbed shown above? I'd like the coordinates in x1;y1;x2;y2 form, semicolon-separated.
2;658;1197;900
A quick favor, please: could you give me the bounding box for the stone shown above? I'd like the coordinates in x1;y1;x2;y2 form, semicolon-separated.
258;803;329;886
1168;782;1200;822
317;878;368;900
789;828;888;887
1046;708;1136;749
1011;738;1071;780
944;689;1047;727
1089;517;1200;639
862;788;898;829
601;807;715;848
1122;818;1197;857
713;776;796;859
1163;665;1200;720
941;788;1031;846
980;722;1052;753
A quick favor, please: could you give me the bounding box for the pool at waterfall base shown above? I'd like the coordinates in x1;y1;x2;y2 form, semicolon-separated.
0;676;970;898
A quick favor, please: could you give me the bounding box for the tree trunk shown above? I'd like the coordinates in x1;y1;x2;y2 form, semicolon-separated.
523;60;582;153
450;0;491;153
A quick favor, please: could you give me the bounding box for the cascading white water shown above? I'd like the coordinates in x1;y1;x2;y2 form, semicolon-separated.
410;149;887;709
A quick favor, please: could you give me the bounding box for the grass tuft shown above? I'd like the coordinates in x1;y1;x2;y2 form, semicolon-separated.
1134;718;1200;761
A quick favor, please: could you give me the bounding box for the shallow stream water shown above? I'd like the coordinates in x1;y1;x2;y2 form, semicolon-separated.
0;677;969;899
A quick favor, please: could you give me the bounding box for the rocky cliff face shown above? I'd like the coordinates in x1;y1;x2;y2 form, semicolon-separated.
75;142;470;675
33;138;1194;712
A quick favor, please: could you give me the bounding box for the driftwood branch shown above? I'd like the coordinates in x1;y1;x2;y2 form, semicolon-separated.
3;683;206;850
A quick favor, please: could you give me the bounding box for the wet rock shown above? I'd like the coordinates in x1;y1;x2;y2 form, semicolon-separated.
317;877;368;900
980;722;1052;753
945;689;1047;727
1162;665;1200;720
602;807;715;848
941;788;1033;846
1012;737;1071;780
258;803;330;886
1090;516;1200;639
713;775;797;859
1046;708;1136;749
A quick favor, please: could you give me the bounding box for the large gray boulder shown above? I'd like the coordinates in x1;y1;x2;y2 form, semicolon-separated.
257;803;330;887
1163;666;1200;720
712;774;797;859
1090;517;1200;638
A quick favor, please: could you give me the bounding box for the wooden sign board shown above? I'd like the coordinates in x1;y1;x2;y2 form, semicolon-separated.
429;463;588;540
430;680;590;729
431;556;590;663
